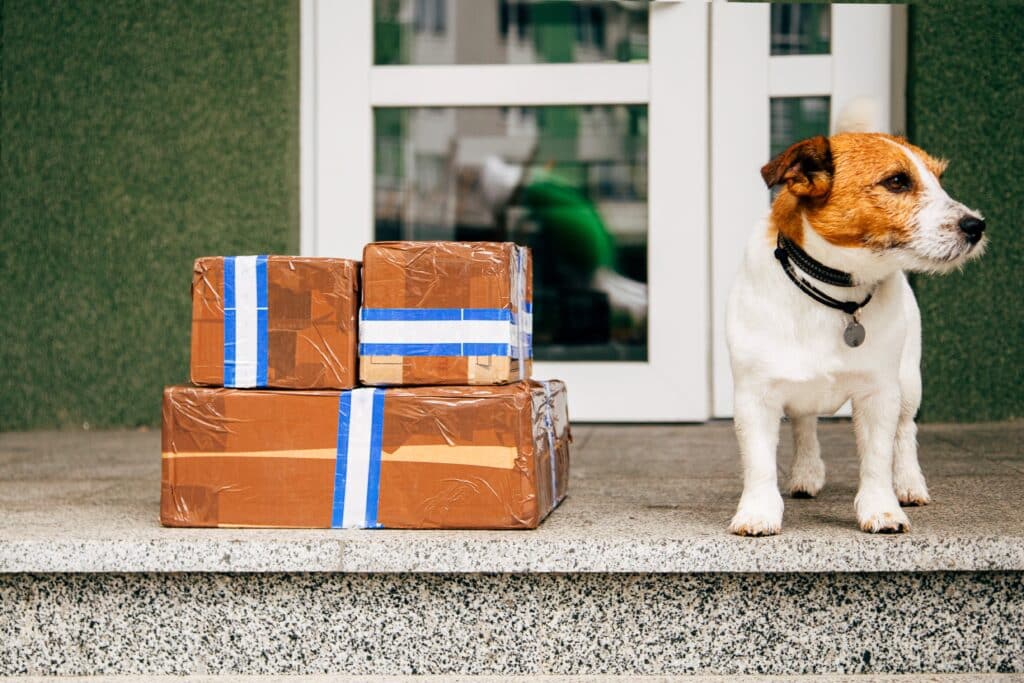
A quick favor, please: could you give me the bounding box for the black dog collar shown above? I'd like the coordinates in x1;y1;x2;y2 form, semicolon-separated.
774;233;874;347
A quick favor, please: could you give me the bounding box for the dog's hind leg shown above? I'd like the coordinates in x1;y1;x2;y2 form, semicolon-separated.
893;283;930;506
788;416;825;498
893;410;928;506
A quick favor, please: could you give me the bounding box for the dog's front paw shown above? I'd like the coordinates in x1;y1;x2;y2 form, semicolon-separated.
856;491;911;533
729;491;784;536
894;473;931;507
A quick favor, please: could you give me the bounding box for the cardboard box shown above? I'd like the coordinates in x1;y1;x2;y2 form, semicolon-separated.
161;381;569;529
359;242;532;385
190;256;359;389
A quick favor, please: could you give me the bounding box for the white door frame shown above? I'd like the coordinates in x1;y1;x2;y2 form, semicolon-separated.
302;0;710;422
709;3;900;417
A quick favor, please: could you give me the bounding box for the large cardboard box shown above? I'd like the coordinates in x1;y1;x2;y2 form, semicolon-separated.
161;381;569;529
359;242;532;385
191;256;359;389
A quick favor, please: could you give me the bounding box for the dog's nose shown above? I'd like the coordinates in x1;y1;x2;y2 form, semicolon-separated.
959;216;986;244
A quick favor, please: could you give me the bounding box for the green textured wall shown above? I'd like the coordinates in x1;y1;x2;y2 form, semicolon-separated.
1;0;300;430
908;3;1024;422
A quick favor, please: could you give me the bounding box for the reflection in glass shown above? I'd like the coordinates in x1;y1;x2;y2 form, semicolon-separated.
771;3;830;56
374;105;648;362
374;0;649;66
770;97;830;160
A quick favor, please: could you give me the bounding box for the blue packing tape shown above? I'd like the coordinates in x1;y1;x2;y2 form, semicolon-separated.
360;308;511;322
331;391;352;528
223;256;237;387
331;388;387;529
256;255;268;386
364;389;386;528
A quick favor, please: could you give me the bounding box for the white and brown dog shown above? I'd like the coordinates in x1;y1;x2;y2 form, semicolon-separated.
727;132;986;536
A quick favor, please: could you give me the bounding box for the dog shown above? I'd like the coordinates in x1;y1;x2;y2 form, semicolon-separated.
726;131;986;535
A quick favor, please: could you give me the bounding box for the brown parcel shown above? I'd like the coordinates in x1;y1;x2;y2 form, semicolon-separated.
161;381;569;529
359;242;532;386
191;256;359;389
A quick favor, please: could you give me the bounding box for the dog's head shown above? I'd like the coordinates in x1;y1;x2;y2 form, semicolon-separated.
762;133;986;274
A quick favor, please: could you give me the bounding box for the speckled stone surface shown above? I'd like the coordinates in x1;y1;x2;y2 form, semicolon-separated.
5;676;1024;682
1;573;1022;676
1;422;1023;572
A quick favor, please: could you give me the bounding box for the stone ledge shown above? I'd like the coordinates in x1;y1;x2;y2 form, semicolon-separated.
5;676;1024;682
3;573;1022;676
2;534;1023;574
1;422;1022;573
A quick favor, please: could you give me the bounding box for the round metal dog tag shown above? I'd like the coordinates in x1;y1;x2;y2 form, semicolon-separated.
844;320;866;347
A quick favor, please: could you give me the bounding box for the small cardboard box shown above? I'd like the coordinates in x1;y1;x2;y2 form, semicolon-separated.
190;256;359;390
359;242;532;386
161;380;569;529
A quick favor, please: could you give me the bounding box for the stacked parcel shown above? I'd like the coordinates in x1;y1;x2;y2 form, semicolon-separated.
359;241;532;386
162;243;569;530
190;255;360;389
161;381;568;528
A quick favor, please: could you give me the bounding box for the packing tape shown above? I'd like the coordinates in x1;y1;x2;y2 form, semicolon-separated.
162;445;516;469
509;247;520;368
332;388;386;529
384;444;517;470
541;380;559;509
359;307;515;358
223;255;269;388
513;246;527;377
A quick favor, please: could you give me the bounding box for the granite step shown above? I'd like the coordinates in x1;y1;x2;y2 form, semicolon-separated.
1;422;1022;676
6;675;1024;682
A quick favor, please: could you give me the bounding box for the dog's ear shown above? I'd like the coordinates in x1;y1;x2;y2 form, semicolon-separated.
760;136;833;198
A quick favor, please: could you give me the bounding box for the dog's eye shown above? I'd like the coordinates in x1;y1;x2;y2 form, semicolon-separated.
882;173;912;193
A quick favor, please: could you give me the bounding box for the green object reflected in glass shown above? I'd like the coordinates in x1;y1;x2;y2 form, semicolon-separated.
373;0;648;66
771;3;830;56
373;105;648;362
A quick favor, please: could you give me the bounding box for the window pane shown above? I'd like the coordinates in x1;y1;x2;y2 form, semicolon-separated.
771;3;830;56
770;96;830;160
374;0;649;65
374;105;648;362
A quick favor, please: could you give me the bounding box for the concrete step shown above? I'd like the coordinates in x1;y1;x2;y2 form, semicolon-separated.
5;676;1024;682
1;421;1022;676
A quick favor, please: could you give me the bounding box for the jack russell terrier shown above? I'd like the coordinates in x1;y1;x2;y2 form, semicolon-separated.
727;132;986;536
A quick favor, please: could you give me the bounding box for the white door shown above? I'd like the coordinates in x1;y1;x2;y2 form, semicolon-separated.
302;1;898;422
303;0;710;422
710;2;900;417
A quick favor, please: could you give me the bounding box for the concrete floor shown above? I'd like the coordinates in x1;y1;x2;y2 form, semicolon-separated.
1;420;1022;572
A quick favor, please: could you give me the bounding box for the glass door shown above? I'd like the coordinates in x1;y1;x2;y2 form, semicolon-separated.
304;0;710;421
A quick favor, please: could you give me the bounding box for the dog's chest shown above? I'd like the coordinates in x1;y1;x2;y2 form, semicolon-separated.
775;376;854;417
768;319;902;416
727;248;910;413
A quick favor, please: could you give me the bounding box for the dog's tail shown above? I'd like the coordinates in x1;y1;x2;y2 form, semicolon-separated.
834;96;882;134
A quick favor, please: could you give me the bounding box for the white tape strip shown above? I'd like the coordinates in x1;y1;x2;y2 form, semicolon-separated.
512;246;528;372
341;388;376;528
359;319;513;345
232;255;259;387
